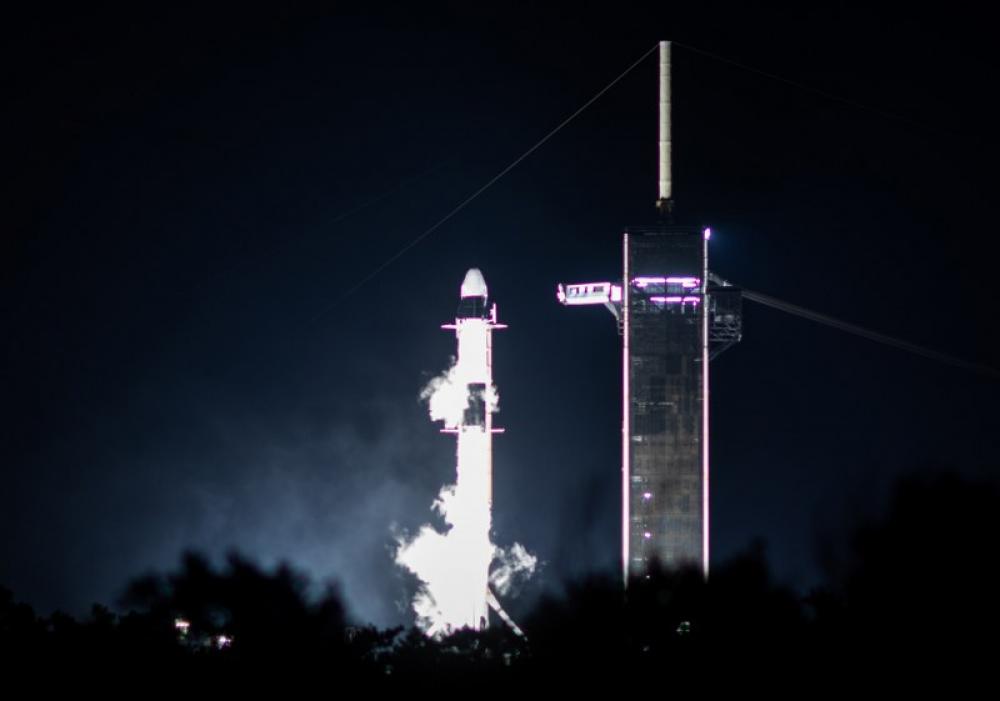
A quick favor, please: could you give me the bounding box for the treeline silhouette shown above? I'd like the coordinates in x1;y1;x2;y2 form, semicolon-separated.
2;471;997;685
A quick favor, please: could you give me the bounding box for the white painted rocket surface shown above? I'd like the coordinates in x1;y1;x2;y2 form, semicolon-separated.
395;269;508;635
440;268;506;631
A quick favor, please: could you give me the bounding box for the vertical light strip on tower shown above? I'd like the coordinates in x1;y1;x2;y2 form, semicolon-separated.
701;228;710;576
621;233;631;586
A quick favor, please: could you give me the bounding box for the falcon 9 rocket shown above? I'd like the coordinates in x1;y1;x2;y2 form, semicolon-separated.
395;269;508;635
439;268;506;631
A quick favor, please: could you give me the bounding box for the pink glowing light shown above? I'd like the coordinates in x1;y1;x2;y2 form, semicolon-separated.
635;276;701;292
649;295;701;305
622;235;630;586
665;276;700;286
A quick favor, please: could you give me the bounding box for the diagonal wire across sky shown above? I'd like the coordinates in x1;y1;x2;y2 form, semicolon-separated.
309;42;661;322
301;40;998;380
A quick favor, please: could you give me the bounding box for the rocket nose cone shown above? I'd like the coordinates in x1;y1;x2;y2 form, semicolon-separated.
460;268;488;299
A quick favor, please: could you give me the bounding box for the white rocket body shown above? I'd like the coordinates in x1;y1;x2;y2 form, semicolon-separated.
394;268;532;637
439;268;505;631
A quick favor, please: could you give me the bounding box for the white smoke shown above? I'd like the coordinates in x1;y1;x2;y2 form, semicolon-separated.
418;359;500;427
395;363;533;637
418;359;466;428
485;383;500;414
490;542;538;596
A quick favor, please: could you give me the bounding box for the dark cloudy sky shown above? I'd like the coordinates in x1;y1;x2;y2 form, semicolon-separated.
3;3;998;626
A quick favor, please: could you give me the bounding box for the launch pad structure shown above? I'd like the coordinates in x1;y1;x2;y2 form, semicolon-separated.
558;41;743;582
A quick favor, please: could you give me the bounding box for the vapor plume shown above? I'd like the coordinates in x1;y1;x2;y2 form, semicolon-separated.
396;361;532;637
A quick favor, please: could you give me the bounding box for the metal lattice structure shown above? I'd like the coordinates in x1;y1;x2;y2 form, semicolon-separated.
556;42;743;583
624;226;709;576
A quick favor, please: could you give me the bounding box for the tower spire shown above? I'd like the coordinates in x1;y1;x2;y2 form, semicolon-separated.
656;40;673;218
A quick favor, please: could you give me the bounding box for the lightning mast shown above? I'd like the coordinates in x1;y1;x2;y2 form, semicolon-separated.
557;41;742;584
657;40;672;216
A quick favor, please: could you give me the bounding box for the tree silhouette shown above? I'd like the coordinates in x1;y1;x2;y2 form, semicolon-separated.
2;468;997;685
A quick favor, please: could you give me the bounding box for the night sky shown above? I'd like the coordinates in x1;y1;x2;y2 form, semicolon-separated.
3;4;998;627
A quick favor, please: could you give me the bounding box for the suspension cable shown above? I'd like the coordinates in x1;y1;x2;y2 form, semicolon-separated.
740;286;1000;380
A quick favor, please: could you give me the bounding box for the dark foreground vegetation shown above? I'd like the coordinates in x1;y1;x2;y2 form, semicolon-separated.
3;471;997;687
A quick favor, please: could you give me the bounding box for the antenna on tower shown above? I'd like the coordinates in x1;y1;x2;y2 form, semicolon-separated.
656;40;673;219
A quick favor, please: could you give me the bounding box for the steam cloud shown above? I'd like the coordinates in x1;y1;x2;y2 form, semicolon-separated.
395;362;534;636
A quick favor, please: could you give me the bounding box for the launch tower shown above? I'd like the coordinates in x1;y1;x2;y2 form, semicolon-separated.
558;42;742;581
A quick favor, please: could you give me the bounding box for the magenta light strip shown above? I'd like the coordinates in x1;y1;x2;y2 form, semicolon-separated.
634;276;701;289
702;221;710;577
622;233;630;587
665;276;701;285
650;296;701;304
